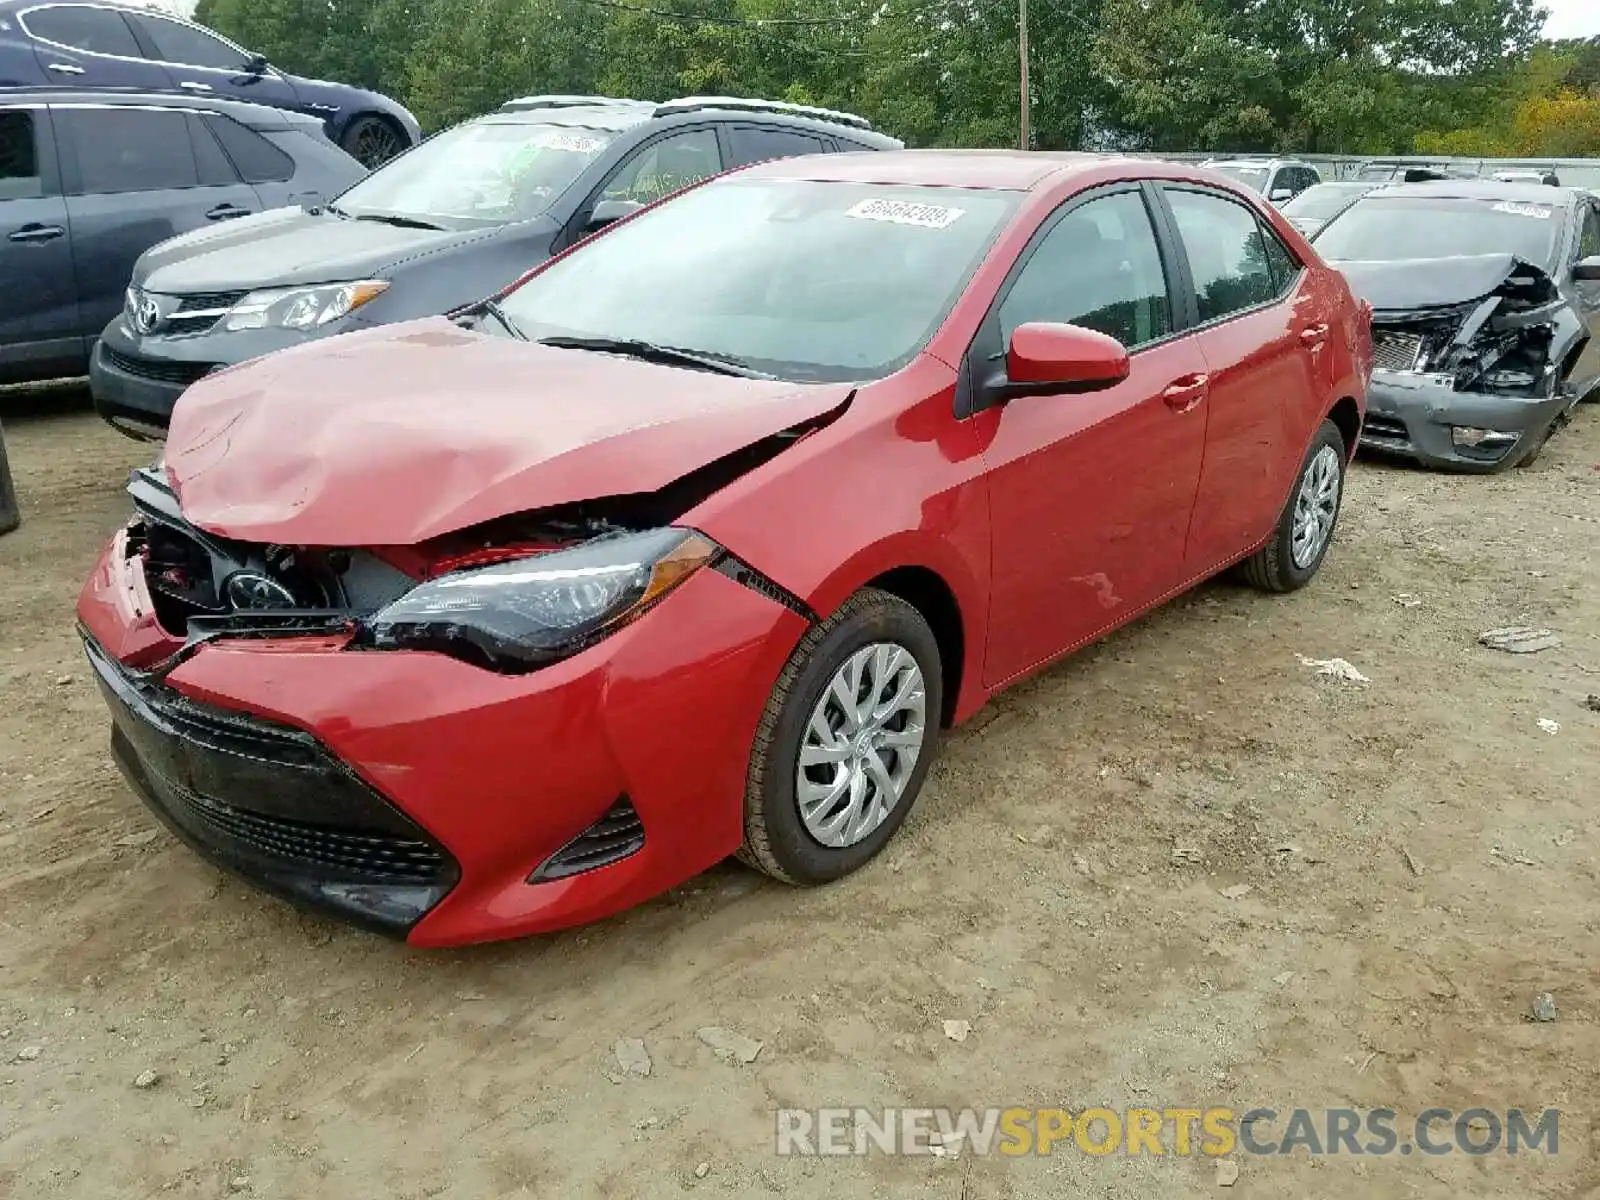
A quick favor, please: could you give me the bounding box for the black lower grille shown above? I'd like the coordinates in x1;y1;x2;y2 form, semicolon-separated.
103;345;217;386
87;637;457;935
532;799;645;881
1361;414;1410;443
131;748;446;882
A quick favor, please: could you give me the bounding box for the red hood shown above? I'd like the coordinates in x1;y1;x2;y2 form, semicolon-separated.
165;319;851;545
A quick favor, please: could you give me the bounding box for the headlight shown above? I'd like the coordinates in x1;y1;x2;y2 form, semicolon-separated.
362;528;719;672
220;281;388;331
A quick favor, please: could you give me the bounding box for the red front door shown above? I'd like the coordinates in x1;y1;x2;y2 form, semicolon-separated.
970;186;1209;686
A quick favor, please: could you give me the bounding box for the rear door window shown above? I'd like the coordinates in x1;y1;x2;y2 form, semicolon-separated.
128;13;246;69
23;4;141;55
0;109;44;200
1164;187;1281;322
58;107;199;193
725;126;830;167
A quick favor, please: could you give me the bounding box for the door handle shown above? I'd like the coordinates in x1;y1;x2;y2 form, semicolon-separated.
46;62;85;74
1162;373;1209;413
1299;323;1329;347
7;223;65;244
205;203;250;221
179;80;213;92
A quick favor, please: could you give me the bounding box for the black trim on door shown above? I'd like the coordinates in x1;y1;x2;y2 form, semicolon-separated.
955;179;1191;419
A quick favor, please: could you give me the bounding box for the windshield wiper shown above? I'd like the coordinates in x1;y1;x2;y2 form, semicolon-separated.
474;299;526;340
536;336;775;379
351;211;446;231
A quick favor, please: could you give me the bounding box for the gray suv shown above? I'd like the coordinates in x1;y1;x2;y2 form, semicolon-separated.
90;94;903;439
0;88;363;387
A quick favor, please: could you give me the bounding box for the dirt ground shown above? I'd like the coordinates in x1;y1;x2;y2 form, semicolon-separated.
0;386;1595;1199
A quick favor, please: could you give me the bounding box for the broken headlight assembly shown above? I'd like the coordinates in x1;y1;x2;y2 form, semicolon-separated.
221;281;389;331
361;528;719;671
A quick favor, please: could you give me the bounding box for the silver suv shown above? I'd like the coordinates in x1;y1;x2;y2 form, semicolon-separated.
1199;158;1322;205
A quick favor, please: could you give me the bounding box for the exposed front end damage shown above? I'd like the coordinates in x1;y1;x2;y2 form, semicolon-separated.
1339;255;1583;471
77;401;837;940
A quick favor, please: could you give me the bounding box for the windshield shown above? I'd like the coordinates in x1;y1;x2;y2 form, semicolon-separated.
497;179;1020;384
1282;184;1370;220
335;120;618;228
1313;196;1563;269
1207;164;1270;193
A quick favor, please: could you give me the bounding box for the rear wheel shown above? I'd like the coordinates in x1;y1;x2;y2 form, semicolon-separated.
341;116;405;168
1239;420;1346;593
740;588;943;885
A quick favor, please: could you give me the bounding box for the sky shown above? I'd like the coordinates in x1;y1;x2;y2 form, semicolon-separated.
1543;0;1600;39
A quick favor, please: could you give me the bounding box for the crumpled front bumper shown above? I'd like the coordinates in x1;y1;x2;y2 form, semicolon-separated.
1360;368;1570;472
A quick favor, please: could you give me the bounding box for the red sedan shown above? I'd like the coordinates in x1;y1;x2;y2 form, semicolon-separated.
78;152;1371;945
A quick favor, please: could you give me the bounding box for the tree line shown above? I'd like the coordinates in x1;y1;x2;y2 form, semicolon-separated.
192;0;1600;157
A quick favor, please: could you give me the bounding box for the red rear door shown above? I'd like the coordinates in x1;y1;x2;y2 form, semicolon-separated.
1157;185;1324;572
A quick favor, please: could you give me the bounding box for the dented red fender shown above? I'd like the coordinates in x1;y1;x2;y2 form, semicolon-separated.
164;318;856;546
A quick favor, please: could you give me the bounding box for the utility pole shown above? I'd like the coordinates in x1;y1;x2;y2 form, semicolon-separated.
1018;0;1031;150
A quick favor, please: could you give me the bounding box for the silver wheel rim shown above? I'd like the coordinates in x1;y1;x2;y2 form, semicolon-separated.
1291;444;1342;569
796;642;928;848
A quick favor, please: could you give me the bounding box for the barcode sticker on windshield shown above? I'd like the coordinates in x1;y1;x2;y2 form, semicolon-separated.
1492;200;1553;219
536;131;607;155
844;198;966;229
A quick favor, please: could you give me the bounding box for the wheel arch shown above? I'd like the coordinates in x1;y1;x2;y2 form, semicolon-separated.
1326;394;1362;460
864;566;966;728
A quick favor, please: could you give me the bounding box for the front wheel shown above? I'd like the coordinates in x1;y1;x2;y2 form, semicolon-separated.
740;588;943;885
1238;419;1347;593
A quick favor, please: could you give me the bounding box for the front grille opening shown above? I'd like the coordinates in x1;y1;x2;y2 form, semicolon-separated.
530;798;645;882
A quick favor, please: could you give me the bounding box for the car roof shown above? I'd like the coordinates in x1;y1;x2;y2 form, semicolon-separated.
1368;179;1578;204
486;97;901;146
737;149;1184;191
0;86;321;131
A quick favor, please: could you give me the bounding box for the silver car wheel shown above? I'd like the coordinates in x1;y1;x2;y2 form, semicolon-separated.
796;642;928;848
1290;444;1342;569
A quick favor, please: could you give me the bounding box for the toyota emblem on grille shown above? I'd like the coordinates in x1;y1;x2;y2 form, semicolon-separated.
132;291;162;336
224;571;298;611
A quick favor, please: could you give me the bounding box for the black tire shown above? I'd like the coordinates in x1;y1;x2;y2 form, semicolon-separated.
1238;419;1347;593
0;419;19;536
341;115;406;168
740;588;944;885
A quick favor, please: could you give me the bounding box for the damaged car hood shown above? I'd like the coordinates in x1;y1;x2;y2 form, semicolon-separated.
1332;254;1558;313
164;319;853;545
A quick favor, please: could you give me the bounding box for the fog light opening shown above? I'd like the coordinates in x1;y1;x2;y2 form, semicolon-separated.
1451;426;1519;455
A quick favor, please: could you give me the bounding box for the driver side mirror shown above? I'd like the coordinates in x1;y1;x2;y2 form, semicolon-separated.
1269;188;1293;202
997;322;1130;400
243;52;269;73
585;198;642;232
1574;255;1600;282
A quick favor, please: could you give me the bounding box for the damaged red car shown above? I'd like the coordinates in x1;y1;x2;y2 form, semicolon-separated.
78;152;1371;945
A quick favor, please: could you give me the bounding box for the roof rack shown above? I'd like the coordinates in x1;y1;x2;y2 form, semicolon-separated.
654;95;873;131
499;95;648;112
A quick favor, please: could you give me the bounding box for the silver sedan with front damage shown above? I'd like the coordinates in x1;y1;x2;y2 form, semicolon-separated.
1314;180;1600;471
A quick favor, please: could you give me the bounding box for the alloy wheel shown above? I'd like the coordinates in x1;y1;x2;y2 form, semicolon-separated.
353;121;403;168
796;642;928;848
1290;444;1342;568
